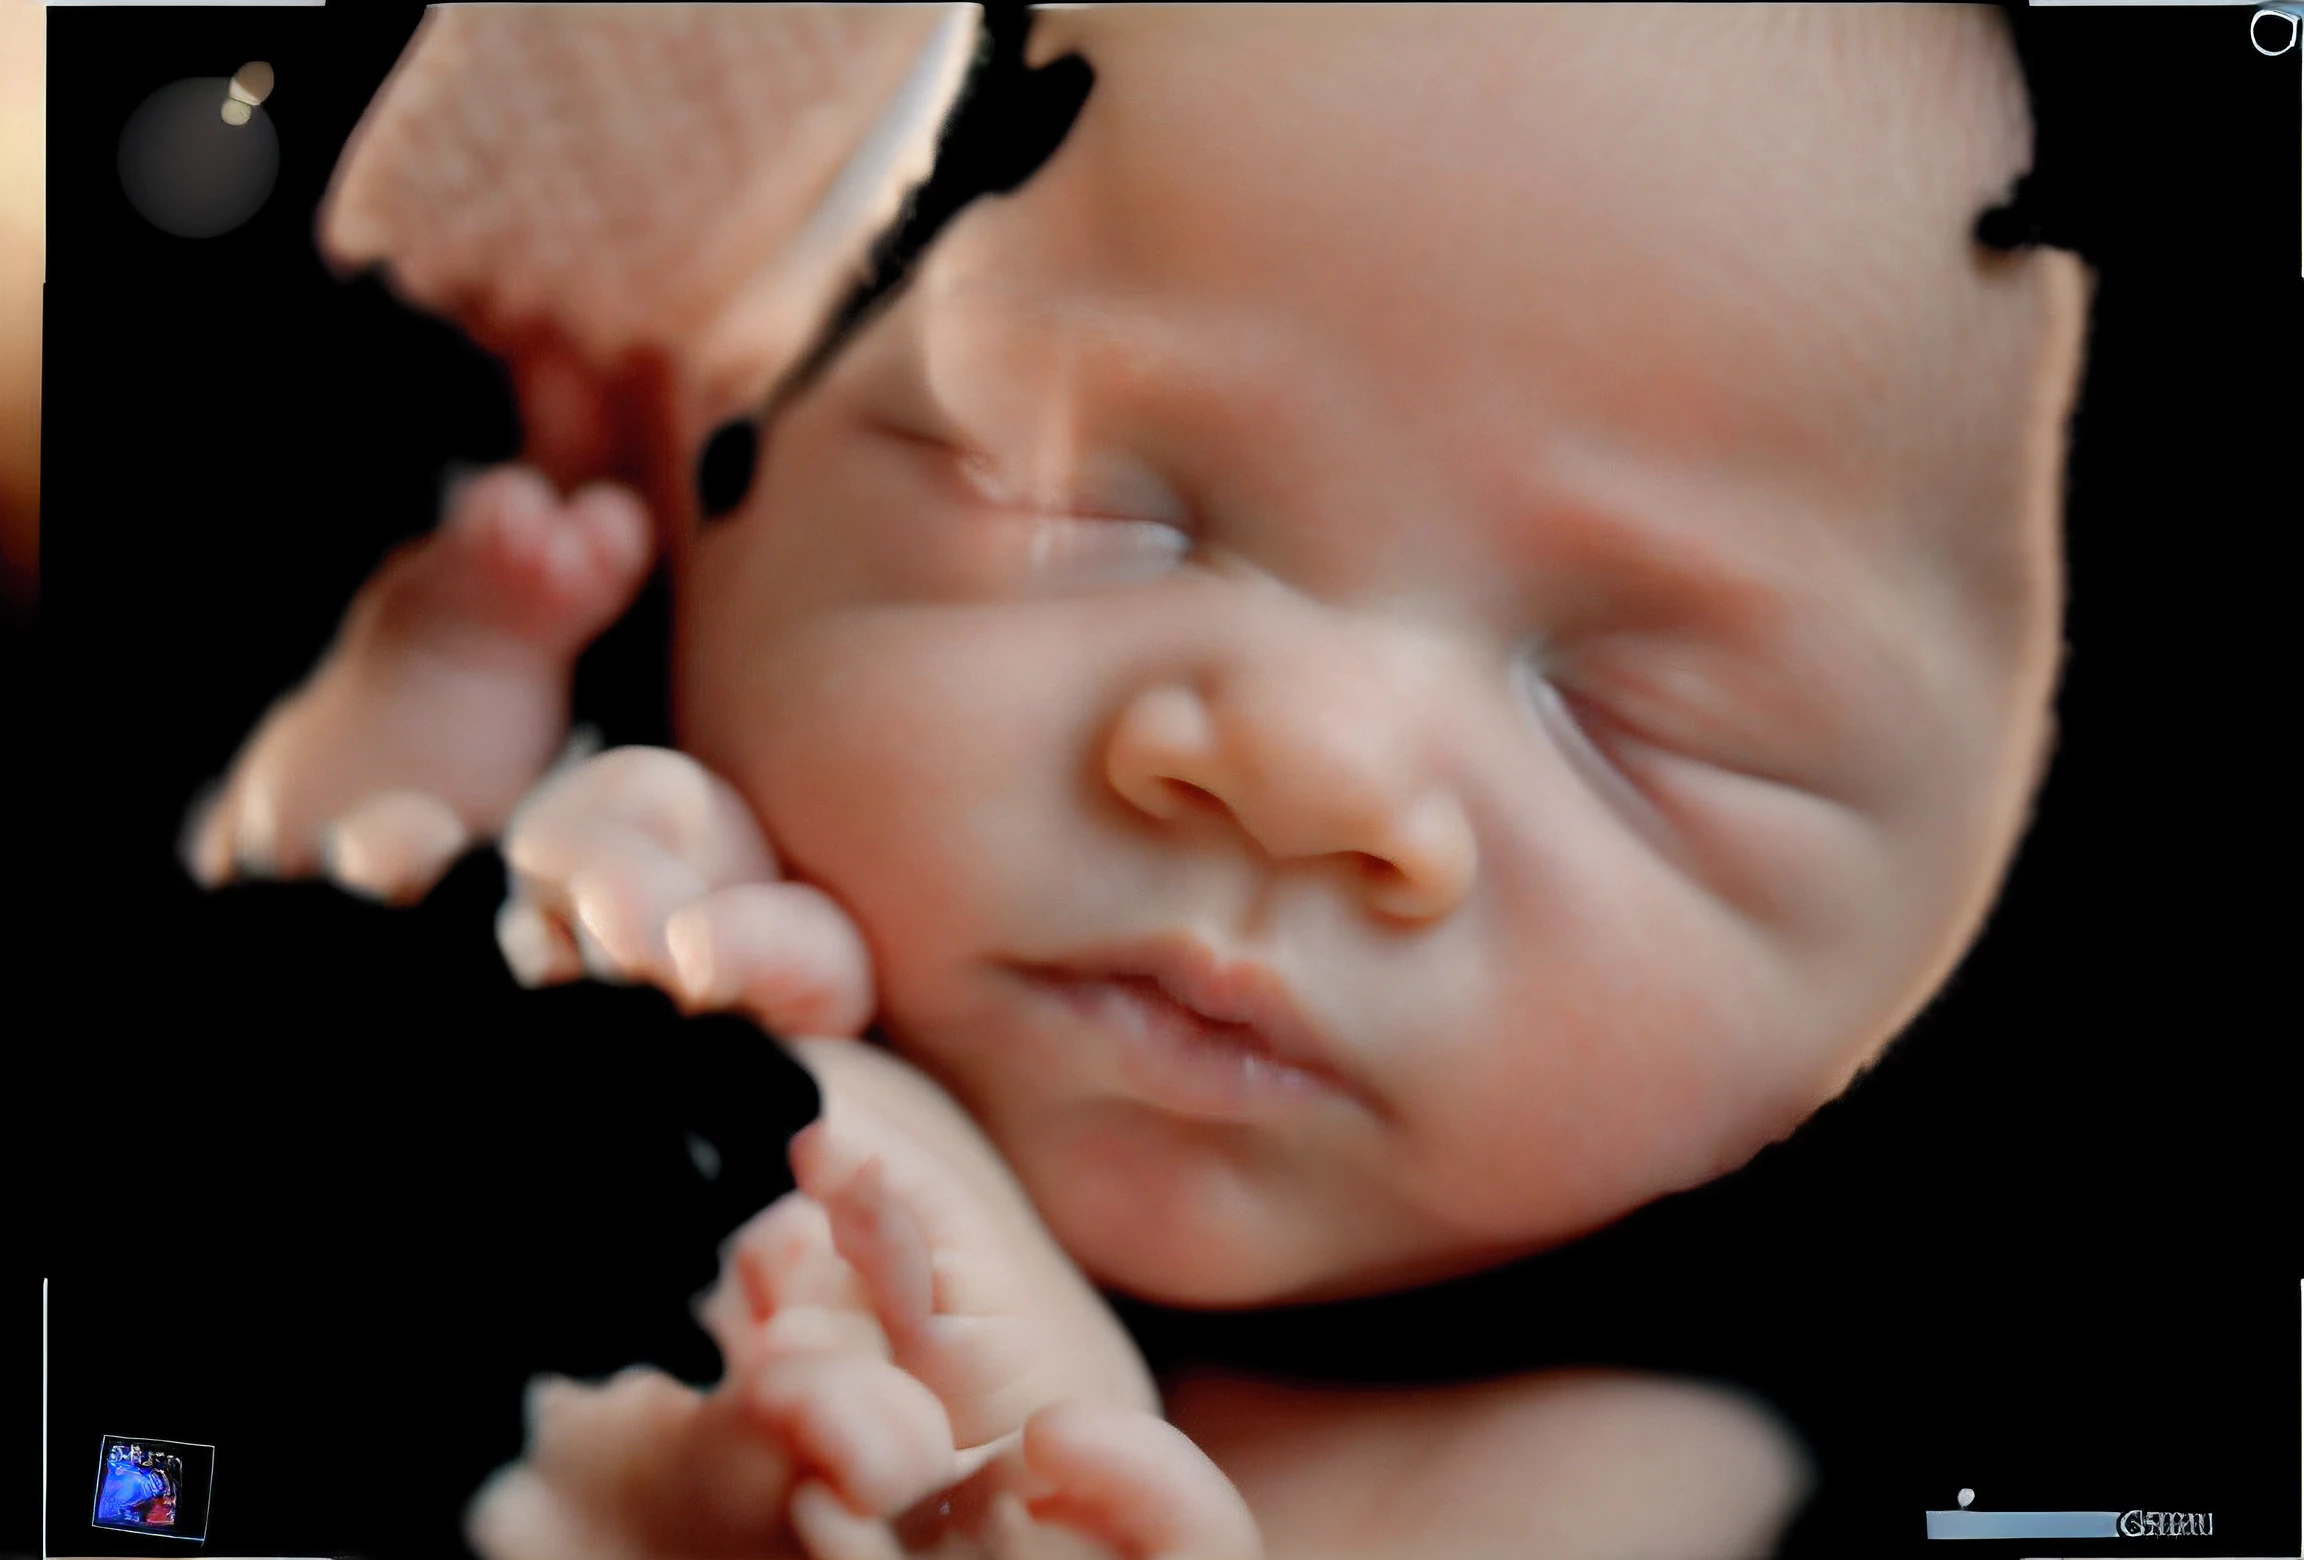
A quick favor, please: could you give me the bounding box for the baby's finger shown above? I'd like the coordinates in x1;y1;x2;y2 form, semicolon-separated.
523;1369;692;1482
496;897;586;988
789;1478;909;1560
785;1091;1053;1335
562;844;714;987
466;1465;627;1560
204;755;304;880
694;1261;756;1363
508;745;779;892
1020;1402;1263;1560
180;778;237;889
702;1195;889;1370
439;462;555;541
724;1190;877;1315
811;1153;938;1340
664;880;877;1037
322;789;472;905
800;1128;1069;1448
752;1353;957;1518
563;483;655;602
497;1367;810;1559
753;1303;894;1367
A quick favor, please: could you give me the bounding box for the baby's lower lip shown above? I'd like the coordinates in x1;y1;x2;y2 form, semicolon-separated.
1028;972;1340;1120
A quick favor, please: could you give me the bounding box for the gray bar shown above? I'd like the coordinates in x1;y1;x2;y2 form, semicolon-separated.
1926;1512;2121;1540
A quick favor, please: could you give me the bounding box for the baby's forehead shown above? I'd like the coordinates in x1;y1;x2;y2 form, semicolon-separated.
933;8;2033;518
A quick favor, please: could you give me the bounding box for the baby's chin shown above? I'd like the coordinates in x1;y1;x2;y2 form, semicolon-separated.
1027;1063;1874;1311
1063;1204;1560;1312
1066;1222;1386;1311
1012;1133;1544;1311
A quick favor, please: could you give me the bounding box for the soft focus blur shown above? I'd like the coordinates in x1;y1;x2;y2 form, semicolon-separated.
1;1;40;612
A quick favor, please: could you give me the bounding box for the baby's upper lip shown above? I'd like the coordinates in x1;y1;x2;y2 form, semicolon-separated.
1019;934;1368;1099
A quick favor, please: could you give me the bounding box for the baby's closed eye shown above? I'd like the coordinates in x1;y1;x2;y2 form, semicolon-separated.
1511;629;1894;923
875;416;1202;590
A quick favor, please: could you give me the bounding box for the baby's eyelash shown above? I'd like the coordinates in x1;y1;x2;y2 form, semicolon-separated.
918;434;1194;583
1021;514;1192;581
1512;646;1666;819
958;446;1194;535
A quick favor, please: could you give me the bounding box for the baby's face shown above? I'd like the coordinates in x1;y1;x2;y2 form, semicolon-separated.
679;6;2086;1306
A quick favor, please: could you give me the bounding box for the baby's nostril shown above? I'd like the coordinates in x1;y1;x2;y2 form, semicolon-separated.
1164;779;1224;813
1352;852;1402;882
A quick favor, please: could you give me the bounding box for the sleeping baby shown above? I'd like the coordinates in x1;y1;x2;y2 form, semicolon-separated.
188;7;2091;1556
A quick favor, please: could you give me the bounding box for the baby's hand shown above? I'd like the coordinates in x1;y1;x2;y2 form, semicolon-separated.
184;466;652;905
465;1350;959;1560
493;745;876;1036
876;1400;1266;1560
723;1043;1255;1558
785;1072;1158;1448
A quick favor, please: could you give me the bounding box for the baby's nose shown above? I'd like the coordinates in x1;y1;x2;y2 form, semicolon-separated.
1102;644;1477;924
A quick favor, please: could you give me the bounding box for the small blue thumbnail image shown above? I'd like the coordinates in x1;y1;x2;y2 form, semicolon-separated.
91;1433;210;1539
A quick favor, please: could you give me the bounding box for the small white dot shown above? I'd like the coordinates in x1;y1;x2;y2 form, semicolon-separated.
1957;1489;1975;1509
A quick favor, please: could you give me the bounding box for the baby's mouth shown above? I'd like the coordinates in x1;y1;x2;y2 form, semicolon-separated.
1013;940;1364;1119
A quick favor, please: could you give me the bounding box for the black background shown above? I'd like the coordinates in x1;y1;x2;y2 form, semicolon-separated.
14;7;2301;1559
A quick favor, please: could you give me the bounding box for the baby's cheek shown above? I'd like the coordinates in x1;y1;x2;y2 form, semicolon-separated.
1396;919;1804;1245
689;607;1081;992
725;649;965;917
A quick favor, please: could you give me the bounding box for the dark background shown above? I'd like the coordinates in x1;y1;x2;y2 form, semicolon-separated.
14;7;2300;1558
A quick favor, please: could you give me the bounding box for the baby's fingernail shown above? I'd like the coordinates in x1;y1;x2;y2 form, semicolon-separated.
179;783;229;888
495;899;574;989
232;828;281;881
318;824;387;904
567;873;643;982
790;1479;901;1560
665;907;719;1005
570;915;629;984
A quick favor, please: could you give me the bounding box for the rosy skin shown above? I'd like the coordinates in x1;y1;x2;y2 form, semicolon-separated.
207;7;2093;1555
185;461;654;904
611;9;2082;1552
468;1035;1256;1560
678;4;2088;1310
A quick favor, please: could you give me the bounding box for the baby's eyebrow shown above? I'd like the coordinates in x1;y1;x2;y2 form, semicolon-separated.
1510;450;1923;747
1520;482;1792;636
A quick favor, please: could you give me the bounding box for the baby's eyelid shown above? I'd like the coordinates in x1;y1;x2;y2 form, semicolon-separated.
957;445;1195;532
1074;452;1193;530
1023;515;1192;581
1514;646;1658;806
